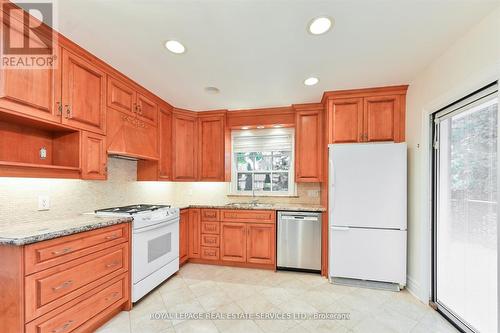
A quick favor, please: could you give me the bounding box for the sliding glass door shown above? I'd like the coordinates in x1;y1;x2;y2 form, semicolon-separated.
433;84;498;333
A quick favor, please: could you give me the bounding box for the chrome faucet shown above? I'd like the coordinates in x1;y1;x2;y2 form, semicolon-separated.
250;188;259;206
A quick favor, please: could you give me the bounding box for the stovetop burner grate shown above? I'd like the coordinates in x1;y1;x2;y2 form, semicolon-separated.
95;204;171;215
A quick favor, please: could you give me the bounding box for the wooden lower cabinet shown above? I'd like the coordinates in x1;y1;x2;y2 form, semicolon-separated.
186;209;276;269
188;209;201;258
246;223;276;265
179;209;189;265
220;222;247;263
0;223;131;333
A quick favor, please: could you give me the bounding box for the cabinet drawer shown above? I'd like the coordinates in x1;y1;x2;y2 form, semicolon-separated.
201;234;219;248
201;221;220;234
25;274;127;333
220;210;276;223
25;243;128;321
200;247;219;260
25;223;129;275
201;209;219;222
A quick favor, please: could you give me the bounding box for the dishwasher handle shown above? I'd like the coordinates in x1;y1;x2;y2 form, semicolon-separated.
280;216;319;221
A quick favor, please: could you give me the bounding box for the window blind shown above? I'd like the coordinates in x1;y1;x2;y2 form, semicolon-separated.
232;129;294;153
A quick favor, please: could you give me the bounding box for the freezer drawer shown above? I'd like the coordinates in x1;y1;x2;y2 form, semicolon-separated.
329;227;406;285
277;212;321;272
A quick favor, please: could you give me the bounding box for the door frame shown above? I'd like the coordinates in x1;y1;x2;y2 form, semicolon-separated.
430;82;499;333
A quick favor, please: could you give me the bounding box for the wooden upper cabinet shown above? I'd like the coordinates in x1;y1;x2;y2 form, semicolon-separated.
220;222;247;263
106;76;136;115
158;106;172;180
295;107;322;182
0;17;58;123
246;223;275;265
136;93;158;124
325;86;407;143
328;98;363;143
364;95;400;142
60;48;106;134
198;115;225;181
81;131;107;180
172;112;198;181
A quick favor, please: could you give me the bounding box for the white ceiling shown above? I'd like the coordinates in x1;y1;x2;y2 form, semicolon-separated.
47;0;499;111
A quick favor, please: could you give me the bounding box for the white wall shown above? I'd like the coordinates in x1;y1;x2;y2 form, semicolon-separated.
406;6;500;302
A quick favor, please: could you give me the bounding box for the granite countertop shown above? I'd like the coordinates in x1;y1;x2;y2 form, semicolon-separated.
0;215;132;246
177;203;326;212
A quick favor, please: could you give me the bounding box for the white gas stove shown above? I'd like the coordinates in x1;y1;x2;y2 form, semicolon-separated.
96;204;179;302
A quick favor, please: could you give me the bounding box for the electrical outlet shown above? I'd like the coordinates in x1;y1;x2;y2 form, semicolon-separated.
38;195;50;211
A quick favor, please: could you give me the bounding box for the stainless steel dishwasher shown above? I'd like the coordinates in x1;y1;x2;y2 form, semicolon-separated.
277;211;322;273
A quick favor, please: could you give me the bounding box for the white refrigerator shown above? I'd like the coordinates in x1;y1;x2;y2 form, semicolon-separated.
328;143;407;286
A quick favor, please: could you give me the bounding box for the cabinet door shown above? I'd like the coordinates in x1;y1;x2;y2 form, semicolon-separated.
0;18;59;123
188;209;201;258
328;98;363;143
220;222;246;263
295;110;322;182
363;95;400;142
198;115;225;181
136;93;158;124
81;132;107;180
172;113;198;181
158;107;172;180
179;210;189;264
246;223;275;265
61;48;106;134
107;76;136;115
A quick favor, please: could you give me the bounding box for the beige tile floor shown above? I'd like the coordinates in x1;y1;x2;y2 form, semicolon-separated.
96;263;459;333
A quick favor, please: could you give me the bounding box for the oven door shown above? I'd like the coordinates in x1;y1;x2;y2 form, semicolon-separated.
132;217;179;283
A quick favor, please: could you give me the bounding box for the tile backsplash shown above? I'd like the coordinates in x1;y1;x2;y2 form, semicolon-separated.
1;157;321;224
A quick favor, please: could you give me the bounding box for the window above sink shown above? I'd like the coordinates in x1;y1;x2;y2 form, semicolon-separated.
231;128;296;196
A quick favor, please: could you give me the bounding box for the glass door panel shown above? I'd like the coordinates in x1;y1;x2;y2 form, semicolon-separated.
435;88;498;333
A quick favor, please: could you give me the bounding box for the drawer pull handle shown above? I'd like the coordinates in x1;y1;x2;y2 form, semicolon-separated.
106;292;119;301
52;320;74;333
106;260;120;268
52;247;72;255
52;280;73;291
105;234;119;240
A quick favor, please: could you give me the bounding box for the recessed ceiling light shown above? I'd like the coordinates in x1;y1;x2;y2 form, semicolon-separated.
165;40;186;54
308;17;333;35
304;77;319;86
257;126;265;129
241;126;250;130
204;86;220;94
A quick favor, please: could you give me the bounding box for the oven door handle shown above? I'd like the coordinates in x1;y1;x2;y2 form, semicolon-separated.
133;219;178;234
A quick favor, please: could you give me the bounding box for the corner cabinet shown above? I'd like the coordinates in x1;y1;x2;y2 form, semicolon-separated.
172;111;198;181
325;86;407;144
294;104;323;182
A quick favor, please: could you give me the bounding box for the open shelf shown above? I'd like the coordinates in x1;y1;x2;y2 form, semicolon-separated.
0;113;81;178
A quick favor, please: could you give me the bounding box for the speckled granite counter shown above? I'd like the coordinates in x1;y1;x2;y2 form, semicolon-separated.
0;215;132;246
177;204;326;212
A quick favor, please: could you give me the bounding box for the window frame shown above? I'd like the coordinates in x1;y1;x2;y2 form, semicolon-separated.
230;128;296;196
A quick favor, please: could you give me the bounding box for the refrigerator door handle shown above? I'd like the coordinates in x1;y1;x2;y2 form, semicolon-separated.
331;226;350;231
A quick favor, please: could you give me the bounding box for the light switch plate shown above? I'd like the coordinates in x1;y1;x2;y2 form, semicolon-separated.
38;195;50;211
